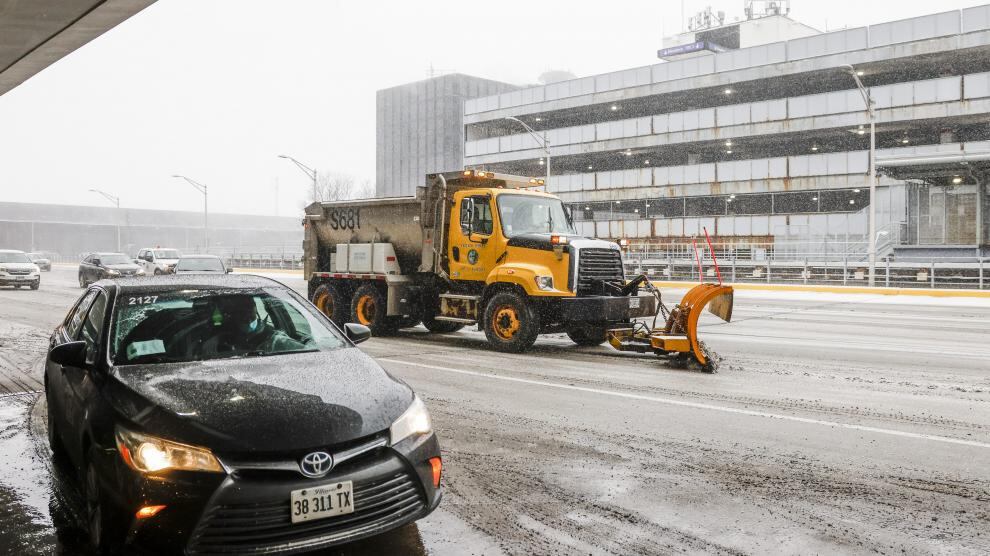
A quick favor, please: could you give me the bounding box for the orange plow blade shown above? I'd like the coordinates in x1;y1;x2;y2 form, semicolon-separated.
672;283;734;369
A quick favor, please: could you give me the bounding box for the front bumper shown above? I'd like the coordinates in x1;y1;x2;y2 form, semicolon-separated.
560;293;657;322
101;432;442;554
0;274;39;286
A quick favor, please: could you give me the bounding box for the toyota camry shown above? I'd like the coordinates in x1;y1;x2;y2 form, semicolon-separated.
45;274;442;554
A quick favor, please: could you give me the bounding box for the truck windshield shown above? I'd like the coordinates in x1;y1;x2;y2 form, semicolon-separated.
497;194;575;238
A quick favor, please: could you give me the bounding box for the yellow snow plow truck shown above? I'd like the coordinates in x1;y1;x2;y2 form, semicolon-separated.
303;171;733;371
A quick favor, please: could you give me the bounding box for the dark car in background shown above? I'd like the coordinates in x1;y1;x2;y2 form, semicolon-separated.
174;254;229;274
78;252;144;287
26;252;52;271
45;274;442;553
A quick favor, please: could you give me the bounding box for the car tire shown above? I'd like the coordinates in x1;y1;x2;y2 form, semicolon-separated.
351;284;396;336
153;268;162;276
45;395;69;465
311;283;349;325
483;290;540;353
30;281;39;291
421;295;463;334
84;446;125;554
565;324;609;346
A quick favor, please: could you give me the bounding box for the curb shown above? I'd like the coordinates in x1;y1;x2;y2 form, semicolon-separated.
651;280;990;298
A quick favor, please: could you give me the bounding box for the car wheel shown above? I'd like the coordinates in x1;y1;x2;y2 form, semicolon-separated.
350;284;396;336
45;395;69;465
30;281;40;291
421;294;464;334
311;283;348;325
483;291;540;353
565;324;609;346
84;446;125;554
153;268;162;276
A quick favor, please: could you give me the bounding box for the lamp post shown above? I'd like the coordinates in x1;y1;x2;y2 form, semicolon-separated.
89;188;121;252
504;116;550;188
843;64;877;286
172;175;208;251
278;154;319;202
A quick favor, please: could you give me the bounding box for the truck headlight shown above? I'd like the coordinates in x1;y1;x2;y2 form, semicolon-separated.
389;396;432;445
116;426;224;473
534;275;554;290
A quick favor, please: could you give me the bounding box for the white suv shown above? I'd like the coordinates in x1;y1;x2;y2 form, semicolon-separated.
135;247;182;275
0;249;41;290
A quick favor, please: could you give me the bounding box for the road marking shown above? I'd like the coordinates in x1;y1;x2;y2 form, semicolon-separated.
381;358;990;450
698;331;990;359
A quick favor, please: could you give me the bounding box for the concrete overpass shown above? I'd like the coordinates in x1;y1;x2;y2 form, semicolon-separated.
1;0;156;97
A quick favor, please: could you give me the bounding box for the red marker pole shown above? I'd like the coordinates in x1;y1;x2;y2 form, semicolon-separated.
691;238;704;283
703;226;723;285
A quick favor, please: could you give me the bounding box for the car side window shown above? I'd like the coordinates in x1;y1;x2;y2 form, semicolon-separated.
84;254;93;264
81;293;108;364
67;290;98;339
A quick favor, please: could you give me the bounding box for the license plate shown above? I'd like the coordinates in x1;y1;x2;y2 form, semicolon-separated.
629;297;641;309
16;276;28;281
289;481;354;524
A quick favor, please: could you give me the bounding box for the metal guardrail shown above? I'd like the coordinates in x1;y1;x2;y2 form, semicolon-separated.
624;253;988;290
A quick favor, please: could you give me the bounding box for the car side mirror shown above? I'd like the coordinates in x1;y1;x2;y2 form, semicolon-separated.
92;259;101;266
49;341;88;368
343;323;372;344
133;259;140;264
226;268;233;273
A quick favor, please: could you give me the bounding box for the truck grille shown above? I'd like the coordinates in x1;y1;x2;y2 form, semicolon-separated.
186;471;424;555
576;248;624;296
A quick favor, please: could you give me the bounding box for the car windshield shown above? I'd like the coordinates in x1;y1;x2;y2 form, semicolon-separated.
177;257;225;272
26;253;43;259
100;254;131;265
496;194;576;238
154;249;181;259
0;252;31;264
111;288;347;365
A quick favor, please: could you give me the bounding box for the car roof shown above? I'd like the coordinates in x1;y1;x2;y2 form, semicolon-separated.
95;252;127;256
96;273;285;294
0;249;26;254
180;254;221;259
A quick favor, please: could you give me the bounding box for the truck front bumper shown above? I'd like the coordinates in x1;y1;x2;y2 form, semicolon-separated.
560;294;656;322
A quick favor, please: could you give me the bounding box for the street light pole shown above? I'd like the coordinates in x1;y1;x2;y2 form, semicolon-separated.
278;154;319;202
505;116;551;189
89;188;121;252
844;64;877;287
172;175;209;251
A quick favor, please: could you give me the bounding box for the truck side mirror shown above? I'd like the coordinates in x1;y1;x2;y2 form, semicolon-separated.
460;198;474;234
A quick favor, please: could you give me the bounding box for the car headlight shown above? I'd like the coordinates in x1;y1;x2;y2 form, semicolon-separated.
135;268;146;276
0;266;6;273
389;396;432;445
115;426;224;473
534;275;554;290
106;269;121;276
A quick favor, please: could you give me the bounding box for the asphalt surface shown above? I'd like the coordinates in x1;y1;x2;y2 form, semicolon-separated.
1;266;988;554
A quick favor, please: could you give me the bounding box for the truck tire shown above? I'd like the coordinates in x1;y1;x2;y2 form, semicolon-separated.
351;284;396;336
311;283;348;325
565;324;608;346
483;291;540;353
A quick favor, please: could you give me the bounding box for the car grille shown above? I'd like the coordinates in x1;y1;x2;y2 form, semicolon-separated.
576;248;624;296
7;269;31;275
186;471;425;555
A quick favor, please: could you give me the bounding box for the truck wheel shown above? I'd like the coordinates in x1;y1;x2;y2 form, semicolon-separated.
565;325;608;346
312;283;348;325
483;291;539;353
351;284;396;336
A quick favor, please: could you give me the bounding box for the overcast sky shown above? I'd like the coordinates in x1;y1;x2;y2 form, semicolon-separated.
1;0;987;216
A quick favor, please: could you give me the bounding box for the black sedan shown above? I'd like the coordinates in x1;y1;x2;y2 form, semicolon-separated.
45;274;442;553
78;252;144;287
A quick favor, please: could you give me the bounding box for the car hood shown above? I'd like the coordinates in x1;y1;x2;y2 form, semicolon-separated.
0;262;37;271
158;259;180;265
106;349;413;454
106;263;142;271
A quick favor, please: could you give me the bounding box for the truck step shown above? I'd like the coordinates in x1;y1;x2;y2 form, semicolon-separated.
435;316;477;324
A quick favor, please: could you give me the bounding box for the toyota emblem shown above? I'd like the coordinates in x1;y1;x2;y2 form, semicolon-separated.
299;451;334;478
